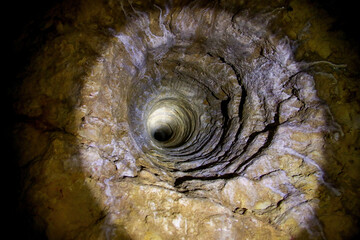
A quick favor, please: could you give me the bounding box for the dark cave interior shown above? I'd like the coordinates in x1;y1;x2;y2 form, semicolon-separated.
5;0;360;239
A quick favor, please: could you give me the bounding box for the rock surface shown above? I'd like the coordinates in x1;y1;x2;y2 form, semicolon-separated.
11;0;360;239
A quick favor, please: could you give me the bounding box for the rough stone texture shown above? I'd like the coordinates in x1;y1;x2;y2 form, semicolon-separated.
10;0;360;239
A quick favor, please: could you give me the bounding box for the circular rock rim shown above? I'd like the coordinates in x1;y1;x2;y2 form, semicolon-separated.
145;98;197;149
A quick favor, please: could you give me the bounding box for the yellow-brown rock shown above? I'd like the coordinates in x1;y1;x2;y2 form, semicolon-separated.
9;0;360;239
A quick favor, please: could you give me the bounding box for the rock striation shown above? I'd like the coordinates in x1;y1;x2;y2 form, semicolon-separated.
11;0;360;239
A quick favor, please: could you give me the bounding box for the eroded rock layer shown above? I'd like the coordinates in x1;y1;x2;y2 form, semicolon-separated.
12;0;360;239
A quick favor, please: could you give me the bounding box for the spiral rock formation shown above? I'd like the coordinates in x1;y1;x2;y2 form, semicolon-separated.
11;0;360;239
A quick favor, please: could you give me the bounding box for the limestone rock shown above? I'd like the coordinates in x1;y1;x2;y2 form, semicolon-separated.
11;0;360;239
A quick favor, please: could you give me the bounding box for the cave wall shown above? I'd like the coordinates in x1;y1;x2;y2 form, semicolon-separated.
9;0;360;239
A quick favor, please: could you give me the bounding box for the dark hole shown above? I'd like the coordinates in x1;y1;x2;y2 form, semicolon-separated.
153;126;173;142
221;97;230;122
